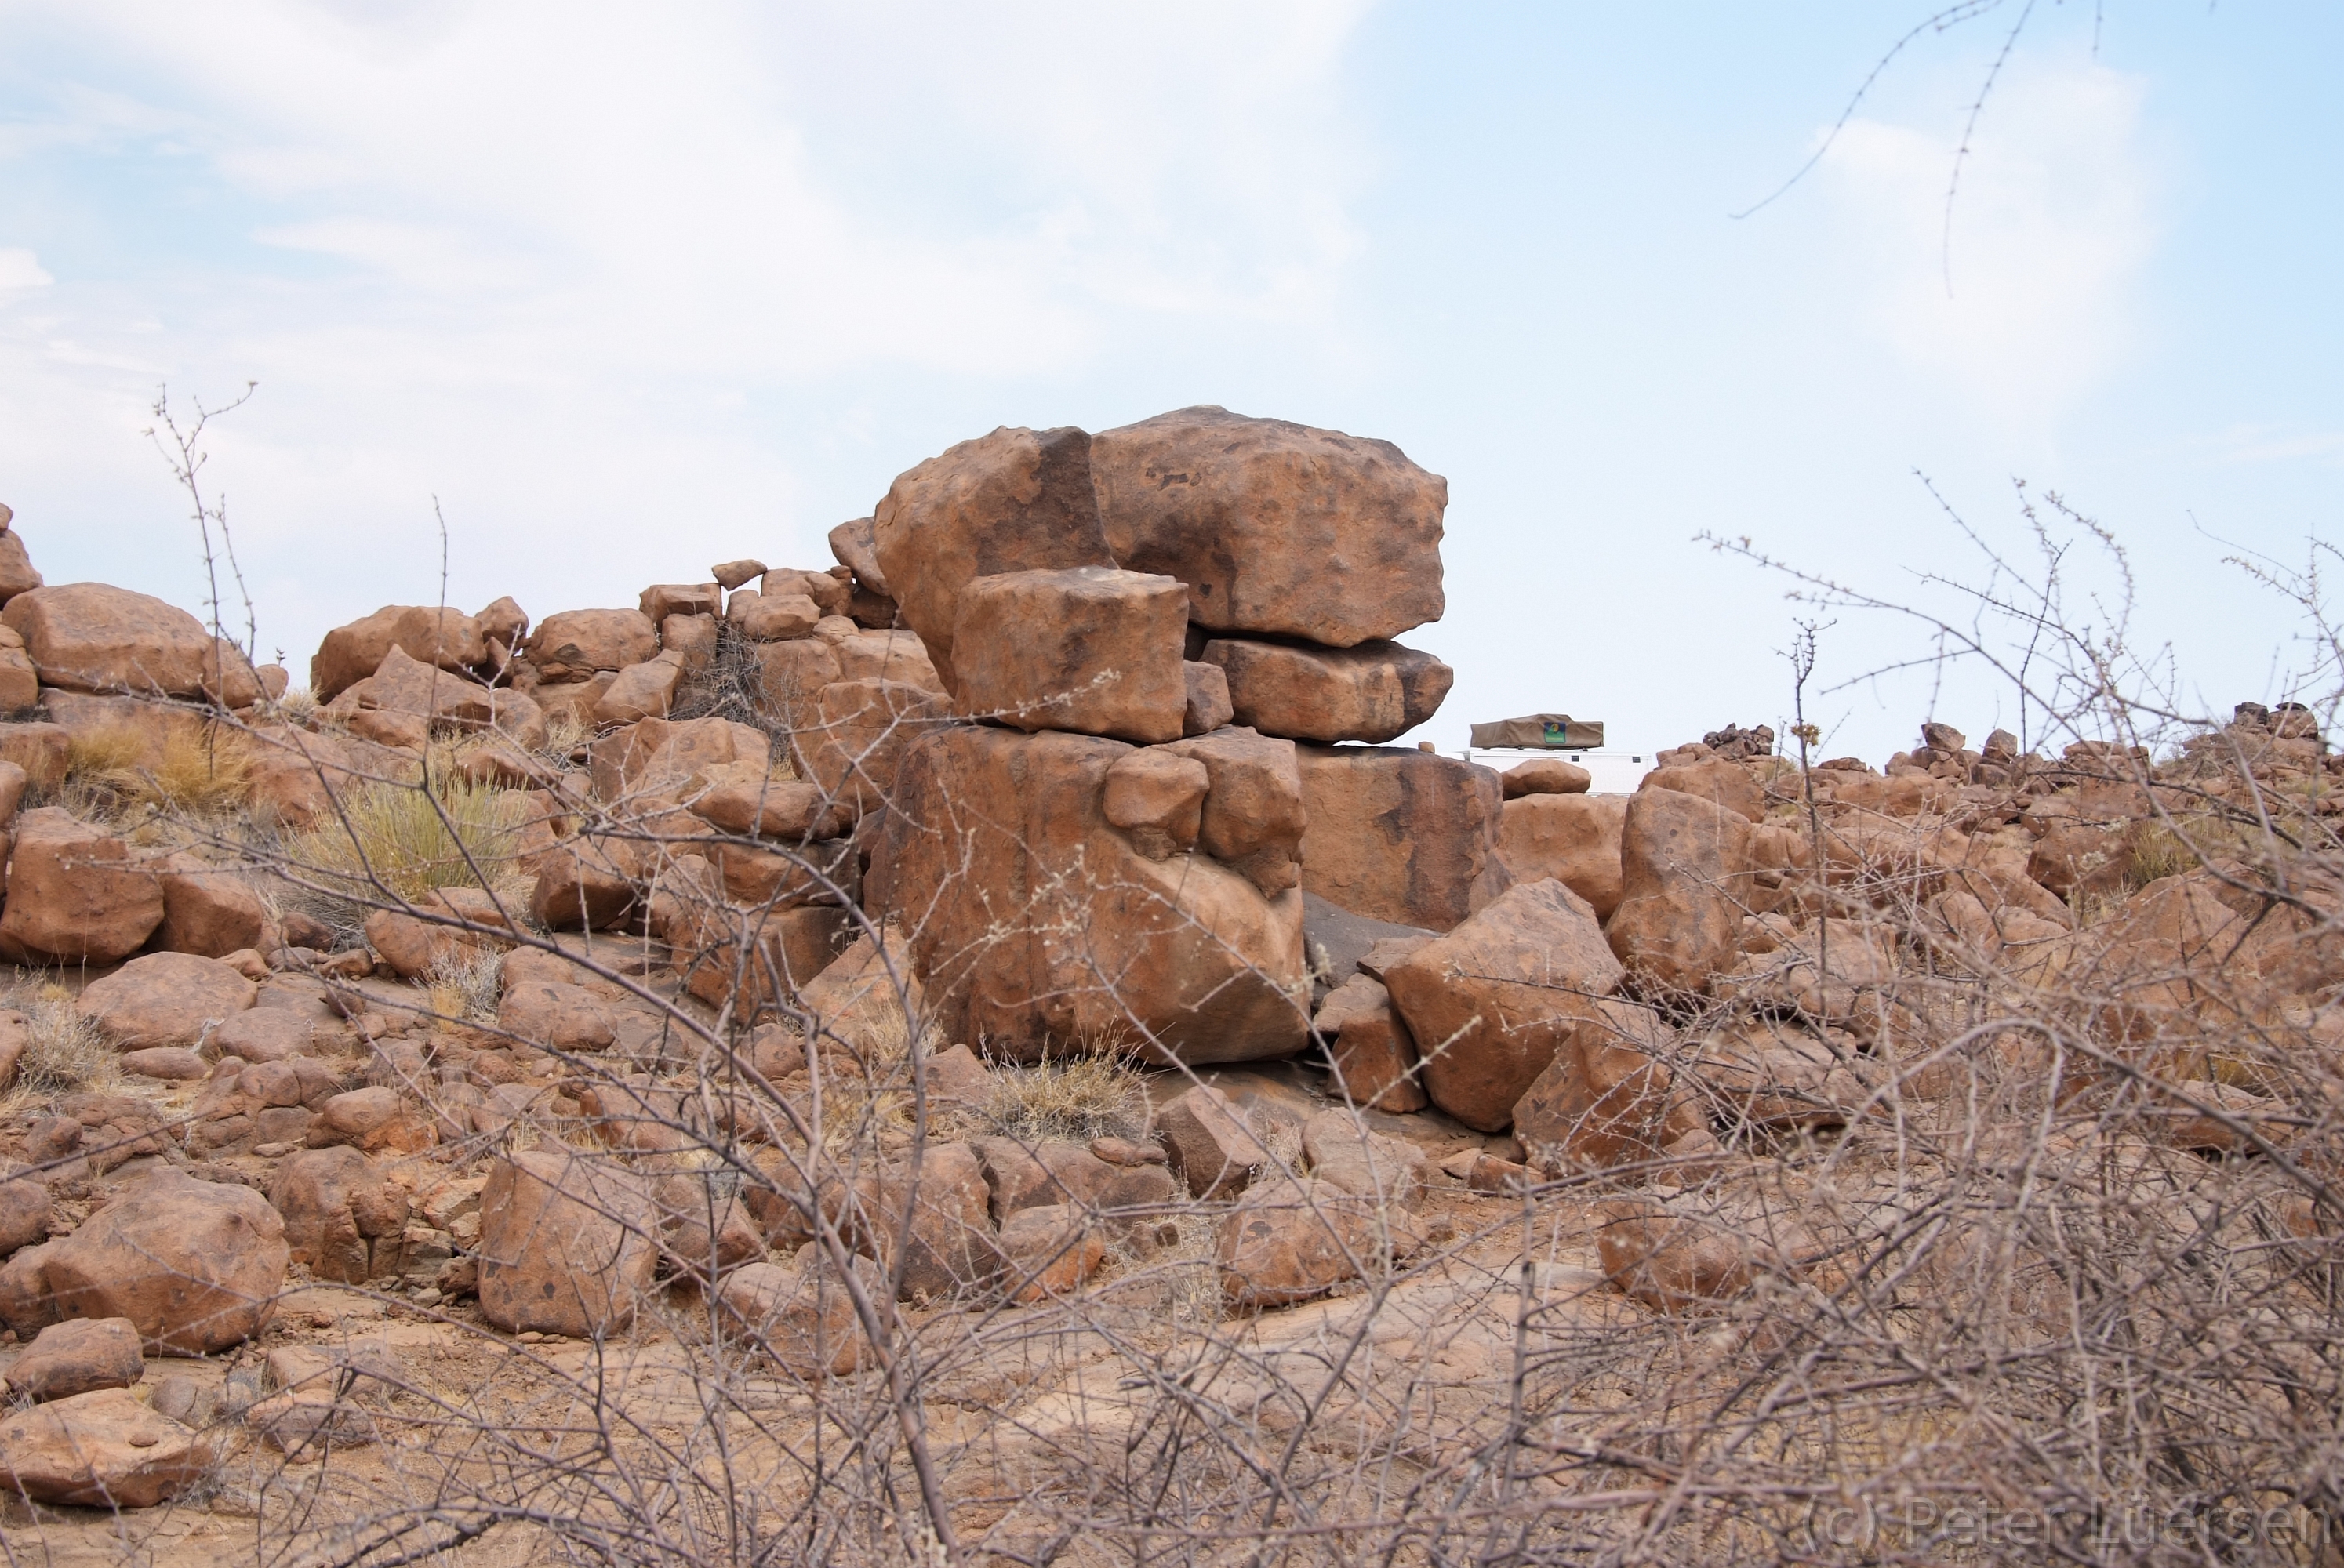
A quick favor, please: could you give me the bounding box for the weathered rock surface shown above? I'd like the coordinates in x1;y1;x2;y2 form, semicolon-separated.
1218;1178;1375;1309
1157;1085;1273;1199
872;424;1117;691
478;1149;659;1337
1091;406;1447;647
1499;793;1627;919
312;605;487;700
3;583;259;704
881;725;1307;1063
1604;786;1753;993
271;1147;412;1286
526;608;659;677
1294;746;1508;931
1383;878;1626;1132
153;851;272;957
951;567;1190;742
6;1317;145;1403
0;808;166;964
0;1387;211;1508
1201;637;1452;745
36;1170;287;1354
76;952;257;1048
1511;997;1701;1170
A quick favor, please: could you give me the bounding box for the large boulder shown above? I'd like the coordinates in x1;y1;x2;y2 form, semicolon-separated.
477;1148;659;1338
1293;746;1508;931
0;808;166;964
1499;793;1627;919
1604;786;1754;993
1090;406;1447;648
1311;974;1425;1112
1383;878;1626;1132
878;725;1307;1063
1199;637;1452;745
2;583;260;705
870;424;1117;691
153;851;272;956
270;1147;412;1286
1217;1177;1374;1310
76;952;257;1048
6;1317;145;1403
1511;997;1703;1170
35;1170;287;1354
827;516;889;594
311;604;487;700
0;510;41;604
797;678;954;810
0;1387;213;1508
525;608;660;678
950;567;1190;742
841;1143;1005;1302
1161;726;1306;896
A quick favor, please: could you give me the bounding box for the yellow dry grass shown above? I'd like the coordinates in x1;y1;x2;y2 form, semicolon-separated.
62;724;255;817
286;775;532;906
979;1050;1148;1143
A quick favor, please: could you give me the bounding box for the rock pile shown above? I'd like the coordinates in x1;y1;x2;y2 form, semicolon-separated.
0;422;2333;1519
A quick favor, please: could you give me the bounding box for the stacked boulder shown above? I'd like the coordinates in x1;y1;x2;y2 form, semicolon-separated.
863;408;1495;1064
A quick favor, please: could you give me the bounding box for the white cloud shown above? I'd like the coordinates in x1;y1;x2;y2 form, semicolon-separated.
1819;59;2158;423
0;1;1373;670
0;249;52;290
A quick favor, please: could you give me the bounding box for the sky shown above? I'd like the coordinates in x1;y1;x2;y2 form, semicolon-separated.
0;2;2338;762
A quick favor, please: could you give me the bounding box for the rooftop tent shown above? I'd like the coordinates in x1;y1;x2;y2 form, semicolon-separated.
1468;714;1604;750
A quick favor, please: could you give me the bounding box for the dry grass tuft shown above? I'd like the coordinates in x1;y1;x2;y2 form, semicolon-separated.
288;775;530;905
57;724;254;820
7;984;121;1099
424;946;504;1027
979;1051;1148;1143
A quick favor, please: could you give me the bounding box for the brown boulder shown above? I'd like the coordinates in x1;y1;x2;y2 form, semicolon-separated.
1294;746;1508;931
213;1008;318;1064
594;652;684;726
0;1386;212;1508
1217;1177;1373;1308
761;568;852;619
1498;793;1627;919
688;768;852;840
841;1143;1005;1302
1090;406;1446;647
715;1246;881;1377
798;677;954;811
951;567;1190;742
270;1147;412;1286
477;595;530;648
365;887;515;978
1300;1109;1427;1207
119;1047;209;1082
1501;757;1591;797
828;626;944;689
77;953;256;1047
999;1203;1106;1302
1511;998;1702;1170
0;721;67;793
477;1148;659;1337
1157;1084;1272;1199
1383;878;1625;1132
1201;637;1452;744
1644;759;1765;825
827;517;889;593
152;851;271;956
639;583;720;622
5;1317;144;1403
526;608;659;676
870;424;1117;691
589;714;770;800
0;1178;53;1255
307;1086;436;1154
38;1169;287;1353
1604;787;1753;993
311;605;488;700
0;519;40;604
736;591;821;643
1164;725;1307;896
530;836;643;931
1183;660;1234;735
4;583;259;704
880;725;1307;1063
1311;974;1426;1112
1102;748;1208;859
0;808;166;964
